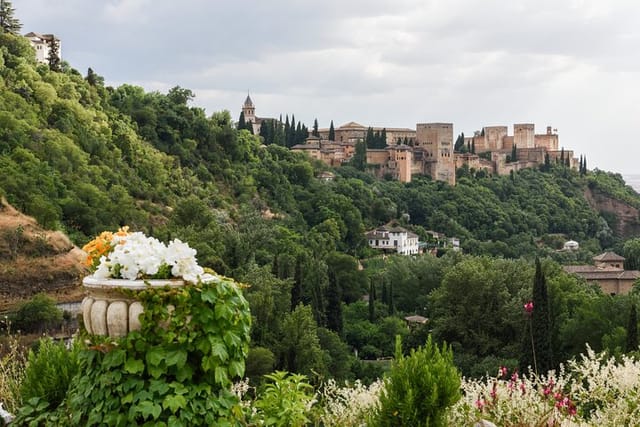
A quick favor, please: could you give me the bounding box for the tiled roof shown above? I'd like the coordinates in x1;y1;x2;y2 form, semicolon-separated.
593;252;625;262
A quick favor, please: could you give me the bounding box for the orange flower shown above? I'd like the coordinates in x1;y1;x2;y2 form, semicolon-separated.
82;227;131;269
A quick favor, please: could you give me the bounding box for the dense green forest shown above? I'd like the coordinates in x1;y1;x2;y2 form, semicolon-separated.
3;28;640;380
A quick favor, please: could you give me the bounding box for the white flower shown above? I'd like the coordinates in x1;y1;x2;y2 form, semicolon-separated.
89;231;218;283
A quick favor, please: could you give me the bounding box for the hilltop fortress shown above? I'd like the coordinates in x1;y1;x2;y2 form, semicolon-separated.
242;97;577;186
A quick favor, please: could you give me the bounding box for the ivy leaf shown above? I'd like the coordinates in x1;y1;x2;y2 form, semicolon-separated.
228;360;245;378
165;349;187;368
214;366;229;386
162;394;187;414
210;341;229;362
201;288;217;304
146;347;166;367
124;357;145;374
102;349;126;369
135;401;162;420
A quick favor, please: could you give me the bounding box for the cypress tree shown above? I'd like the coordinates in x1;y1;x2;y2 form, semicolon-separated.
326;270;343;334
291;257;303;311
238;111;246;131
380;278;389;304
312;118;319;137
366;127;375;148
521;258;554;374
381;128;387;147
47;37;62;72
560;147;565;164
368;280;375;323
328;120;335;141
471;141;476;154
627;302;638;352
388;282;395;316
511;144;517;163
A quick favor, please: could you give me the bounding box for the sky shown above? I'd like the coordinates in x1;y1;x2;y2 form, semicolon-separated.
16;0;640;174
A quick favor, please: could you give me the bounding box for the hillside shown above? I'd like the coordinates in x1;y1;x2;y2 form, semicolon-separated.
0;197;85;311
2;29;640;303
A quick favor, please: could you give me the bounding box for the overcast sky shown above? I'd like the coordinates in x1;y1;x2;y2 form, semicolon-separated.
16;0;640;174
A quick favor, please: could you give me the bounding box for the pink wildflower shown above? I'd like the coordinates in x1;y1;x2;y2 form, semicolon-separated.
475;398;485;410
524;301;534;314
498;366;508;378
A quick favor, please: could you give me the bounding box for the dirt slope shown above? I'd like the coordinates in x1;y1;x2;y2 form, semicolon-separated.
0;198;86;311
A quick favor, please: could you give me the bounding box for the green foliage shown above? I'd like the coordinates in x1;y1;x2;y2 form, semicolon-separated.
9;294;62;333
252;371;314;427
429;257;531;376
15;338;80;422
61;278;251;425
0;0;21;34
245;346;276;385
372;336;461;427
279;304;326;379
626;303;638;352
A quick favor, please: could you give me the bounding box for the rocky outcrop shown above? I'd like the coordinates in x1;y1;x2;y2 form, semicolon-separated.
584;188;640;238
0;198;86;311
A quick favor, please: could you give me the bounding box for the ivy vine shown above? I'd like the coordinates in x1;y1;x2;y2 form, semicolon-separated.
22;277;251;426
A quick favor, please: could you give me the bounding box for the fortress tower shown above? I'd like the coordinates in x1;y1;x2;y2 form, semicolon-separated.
514;123;535;148
416;123;455;186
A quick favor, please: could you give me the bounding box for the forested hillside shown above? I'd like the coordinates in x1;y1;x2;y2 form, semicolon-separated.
3;30;640;378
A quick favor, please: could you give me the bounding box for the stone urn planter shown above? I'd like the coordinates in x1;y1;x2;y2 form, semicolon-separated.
81;276;185;337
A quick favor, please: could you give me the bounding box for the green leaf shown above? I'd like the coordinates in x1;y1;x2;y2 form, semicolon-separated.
210;341;229;362
102;349;126;369
214;366;229;386
146;347;166;367
136;401;162;420
163;394;187;413
165;349;187;368
124;357;145;374
228;360;245;378
201;288;217;304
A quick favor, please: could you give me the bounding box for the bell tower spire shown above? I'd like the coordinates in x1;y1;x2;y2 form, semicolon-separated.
242;91;256;123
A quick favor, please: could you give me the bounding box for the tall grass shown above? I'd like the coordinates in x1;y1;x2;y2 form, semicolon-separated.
0;335;27;413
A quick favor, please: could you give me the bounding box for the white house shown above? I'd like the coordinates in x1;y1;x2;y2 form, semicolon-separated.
24;32;61;64
365;225;419;255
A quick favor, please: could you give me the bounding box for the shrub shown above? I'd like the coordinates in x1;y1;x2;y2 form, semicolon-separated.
252;371;314;427
371;335;461;426
19;337;80;409
9;294;62;333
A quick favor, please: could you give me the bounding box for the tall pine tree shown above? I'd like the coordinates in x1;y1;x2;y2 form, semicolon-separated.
312;118;319;137
47;36;62;71
326;270;343;334
0;0;21;34
328;120;335;141
627;302;638;352
520;258;554;374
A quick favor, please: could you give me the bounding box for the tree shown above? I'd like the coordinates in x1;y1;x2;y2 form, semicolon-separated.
624;238;640;271
280;304;326;378
47;36;62;72
454;133;465;152
238;111;247;131
325;269;343;334
521;258;554;375
626;302;638;352
312;118;319;137
0;0;21;34
511;144;517;163
328;120;335;141
352;140;367;171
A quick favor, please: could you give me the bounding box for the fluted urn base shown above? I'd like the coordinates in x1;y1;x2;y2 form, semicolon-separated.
81;276;184;337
